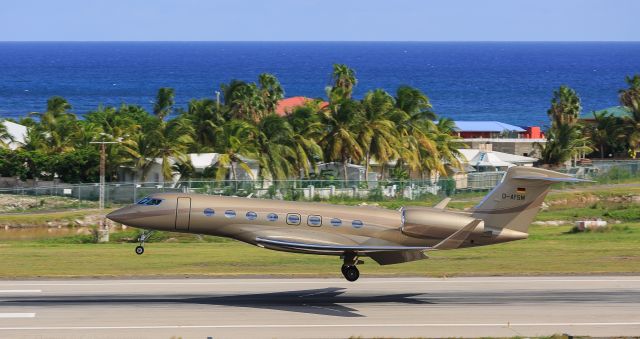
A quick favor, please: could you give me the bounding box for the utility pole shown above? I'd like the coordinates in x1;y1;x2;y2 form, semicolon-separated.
90;137;120;243
90;140;119;209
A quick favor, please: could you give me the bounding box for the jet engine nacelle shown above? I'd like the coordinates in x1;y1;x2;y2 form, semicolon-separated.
401;207;481;239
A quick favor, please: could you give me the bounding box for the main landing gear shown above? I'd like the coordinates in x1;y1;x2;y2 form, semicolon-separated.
135;230;154;255
341;252;363;282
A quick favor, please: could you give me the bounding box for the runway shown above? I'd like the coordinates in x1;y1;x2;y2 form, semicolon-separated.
0;276;639;338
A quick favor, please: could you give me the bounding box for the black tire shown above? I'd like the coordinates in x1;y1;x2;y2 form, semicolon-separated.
135;246;144;255
341;264;348;275
343;265;359;282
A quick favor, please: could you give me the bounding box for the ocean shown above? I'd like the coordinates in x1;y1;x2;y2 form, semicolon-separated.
0;42;639;126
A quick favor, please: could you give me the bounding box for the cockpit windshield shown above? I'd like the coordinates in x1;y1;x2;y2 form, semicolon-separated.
136;197;163;206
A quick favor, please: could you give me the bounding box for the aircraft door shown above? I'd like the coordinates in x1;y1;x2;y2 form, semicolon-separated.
175;197;191;230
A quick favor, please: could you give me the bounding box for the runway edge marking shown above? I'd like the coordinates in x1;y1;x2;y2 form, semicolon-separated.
0;313;35;319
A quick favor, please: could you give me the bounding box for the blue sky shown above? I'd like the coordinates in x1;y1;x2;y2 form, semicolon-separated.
1;0;638;41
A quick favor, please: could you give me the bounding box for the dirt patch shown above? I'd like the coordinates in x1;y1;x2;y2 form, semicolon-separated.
0;194;95;213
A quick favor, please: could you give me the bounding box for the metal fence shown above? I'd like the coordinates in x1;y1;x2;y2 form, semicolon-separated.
2;161;640;208
0;172;508;207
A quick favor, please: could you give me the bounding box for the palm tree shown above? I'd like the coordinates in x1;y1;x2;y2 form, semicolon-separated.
255;115;296;181
433;118;465;173
0;122;12;149
320;99;364;181
329;64;357;101
212;120;257;181
84;105;141;179
144;117;194;181
539;85;591;167
586;111;625;158
619;74;640;113
388;86;439;177
30;96;80;154
222;80;262;121
258;73;284;116
538;123;592;167
619;75;640;157
359;89;399;181
286;105;323;177
153;87;175;120
183;98;223;152
548;85;581;127
394;85;436;121
44;96;73;117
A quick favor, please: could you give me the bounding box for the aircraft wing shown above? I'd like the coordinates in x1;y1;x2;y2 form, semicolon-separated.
255;237;429;253
234;219;479;265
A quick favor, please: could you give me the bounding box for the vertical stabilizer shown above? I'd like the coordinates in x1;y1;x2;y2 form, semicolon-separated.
472;167;584;233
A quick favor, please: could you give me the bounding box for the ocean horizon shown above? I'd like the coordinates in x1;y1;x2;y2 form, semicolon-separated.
1;41;639;126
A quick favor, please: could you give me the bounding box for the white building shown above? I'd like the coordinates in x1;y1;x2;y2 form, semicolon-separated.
458;149;537;172
118;153;259;184
1;121;27;150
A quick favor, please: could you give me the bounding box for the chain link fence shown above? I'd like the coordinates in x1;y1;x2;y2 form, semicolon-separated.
1;161;640;208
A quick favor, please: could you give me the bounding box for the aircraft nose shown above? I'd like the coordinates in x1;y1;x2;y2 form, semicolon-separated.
106;208;130;224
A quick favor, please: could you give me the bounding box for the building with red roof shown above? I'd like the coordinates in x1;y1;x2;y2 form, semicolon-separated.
275;96;328;116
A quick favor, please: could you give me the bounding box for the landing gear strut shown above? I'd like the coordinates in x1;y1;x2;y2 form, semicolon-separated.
135;230;154;255
341;252;362;282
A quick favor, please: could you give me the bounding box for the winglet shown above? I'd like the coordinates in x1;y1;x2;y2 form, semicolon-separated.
434;197;452;210
432;219;481;250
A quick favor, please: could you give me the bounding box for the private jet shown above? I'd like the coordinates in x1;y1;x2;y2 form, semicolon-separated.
107;167;584;281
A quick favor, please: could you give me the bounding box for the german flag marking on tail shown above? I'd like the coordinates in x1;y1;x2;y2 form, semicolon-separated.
516;187;526;194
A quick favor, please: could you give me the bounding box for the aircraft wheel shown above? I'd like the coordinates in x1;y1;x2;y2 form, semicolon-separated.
342;265;359;282
135;246;144;255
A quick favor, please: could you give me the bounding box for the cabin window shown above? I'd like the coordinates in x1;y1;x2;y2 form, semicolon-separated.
330;218;342;227
352;220;364;228
286;213;301;225
136;197;162;206
307;215;322;227
246;211;258;220
267;213;279;222
224;210;236;218
203;208;215;217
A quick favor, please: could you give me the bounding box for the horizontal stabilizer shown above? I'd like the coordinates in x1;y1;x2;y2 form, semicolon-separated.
434;197;452;210
512;175;593;183
432;219;481;250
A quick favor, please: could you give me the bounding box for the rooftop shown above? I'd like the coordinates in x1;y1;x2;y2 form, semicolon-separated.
275;96;329;116
458;149;538;167
453;121;526;133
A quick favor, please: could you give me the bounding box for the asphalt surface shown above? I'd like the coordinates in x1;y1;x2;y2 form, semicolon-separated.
0;276;639;338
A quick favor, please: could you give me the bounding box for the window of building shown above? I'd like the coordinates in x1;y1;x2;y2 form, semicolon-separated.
352;220;364;228
286;213;301;225
203;208;215;217
224;210;236;218
267;213;279;222
246;211;258;220
330;218;342;227
307;215;322;227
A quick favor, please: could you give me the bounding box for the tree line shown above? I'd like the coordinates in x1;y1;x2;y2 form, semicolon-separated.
1;66;638;184
539;75;640;166
0;65;464;183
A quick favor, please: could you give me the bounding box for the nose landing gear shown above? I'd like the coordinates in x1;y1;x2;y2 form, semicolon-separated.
135;230;154;255
341;252;362;282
